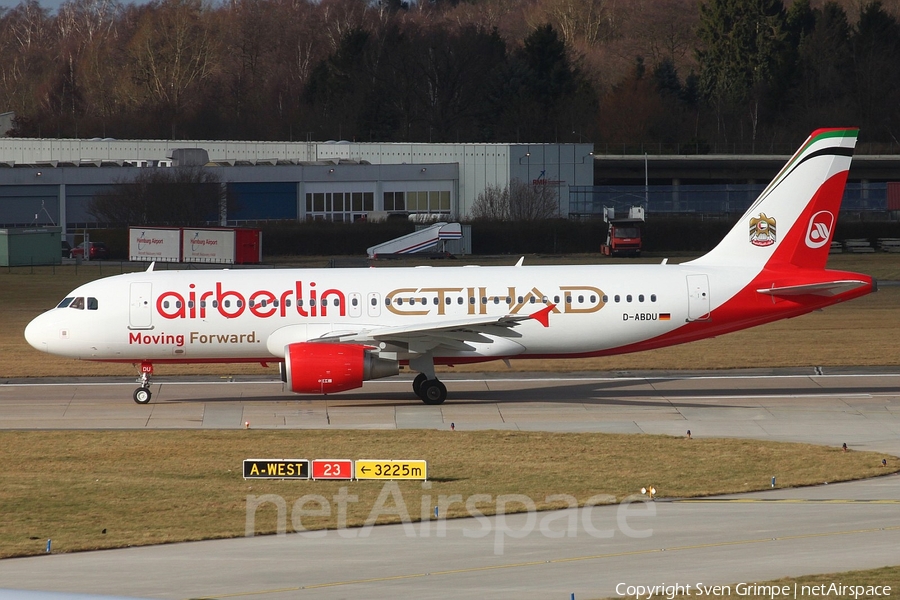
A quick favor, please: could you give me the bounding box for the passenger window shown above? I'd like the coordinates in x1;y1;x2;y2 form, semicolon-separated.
70;297;85;310
212;300;219;308
614;295;620;303
457;297;463;304
566;296;572;304
87;297;98;310
352;298;359;307
651;294;657;302
554;296;560;304
590;295;597;303
602;295;609;303
333;299;339;307
285;299;291;307
372;297;378;306
626;295;632;302
638;294;644;302
57;297;74;308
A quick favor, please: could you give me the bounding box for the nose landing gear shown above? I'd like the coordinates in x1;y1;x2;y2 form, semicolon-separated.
133;362;153;404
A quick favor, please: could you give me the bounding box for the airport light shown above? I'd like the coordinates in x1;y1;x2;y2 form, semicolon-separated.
640;486;656;500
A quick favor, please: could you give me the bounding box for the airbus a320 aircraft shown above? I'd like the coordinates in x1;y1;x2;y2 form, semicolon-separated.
25;129;874;405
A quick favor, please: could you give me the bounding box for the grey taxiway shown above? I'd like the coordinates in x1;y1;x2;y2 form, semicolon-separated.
0;370;899;599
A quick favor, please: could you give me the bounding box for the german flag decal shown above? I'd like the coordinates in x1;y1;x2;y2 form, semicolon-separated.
659;313;671;321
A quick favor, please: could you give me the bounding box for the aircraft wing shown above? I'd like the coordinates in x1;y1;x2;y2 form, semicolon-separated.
756;280;871;297
316;305;554;354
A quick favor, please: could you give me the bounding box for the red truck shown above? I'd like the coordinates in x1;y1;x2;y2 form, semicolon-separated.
601;219;643;256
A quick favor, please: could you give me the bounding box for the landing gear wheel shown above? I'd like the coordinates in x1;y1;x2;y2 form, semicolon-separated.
133;387;152;404
412;373;428;398
420;379;447;405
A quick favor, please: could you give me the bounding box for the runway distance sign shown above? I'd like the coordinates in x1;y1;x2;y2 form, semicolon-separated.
243;459;310;480
312;459;353;480
355;459;427;480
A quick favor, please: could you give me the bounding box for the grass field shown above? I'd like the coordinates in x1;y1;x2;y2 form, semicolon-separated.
1;253;898;378
1;429;896;558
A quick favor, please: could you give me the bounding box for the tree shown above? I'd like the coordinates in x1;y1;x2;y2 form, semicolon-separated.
787;1;853;136
124;0;217;138
471;183;510;220
88;167;232;226
509;178;559;220
696;0;791;145
471;179;558;220
851;1;900;142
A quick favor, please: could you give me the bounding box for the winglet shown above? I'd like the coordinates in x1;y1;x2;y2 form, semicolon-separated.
147;261;155;272
529;304;556;327
515;256;525;267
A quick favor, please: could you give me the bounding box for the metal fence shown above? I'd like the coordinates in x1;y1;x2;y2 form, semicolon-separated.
569;183;889;219
591;141;900;156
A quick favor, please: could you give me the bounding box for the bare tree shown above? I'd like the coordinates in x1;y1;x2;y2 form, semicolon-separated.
471;183;510;220
89;167;233;226
509;178;559;220
125;0;217;136
472;179;559;221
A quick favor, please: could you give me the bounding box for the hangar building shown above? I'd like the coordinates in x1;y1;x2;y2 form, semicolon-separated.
0;138;594;233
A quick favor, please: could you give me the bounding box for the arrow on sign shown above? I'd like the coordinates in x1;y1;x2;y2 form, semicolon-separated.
360;466;370;474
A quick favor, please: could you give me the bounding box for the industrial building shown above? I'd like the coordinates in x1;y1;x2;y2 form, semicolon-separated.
0;138;594;234
0;137;895;236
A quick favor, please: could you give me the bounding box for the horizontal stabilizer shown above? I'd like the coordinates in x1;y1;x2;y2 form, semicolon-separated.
756;280;870;297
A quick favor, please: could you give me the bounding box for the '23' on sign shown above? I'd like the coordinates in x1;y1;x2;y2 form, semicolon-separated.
311;459;353;480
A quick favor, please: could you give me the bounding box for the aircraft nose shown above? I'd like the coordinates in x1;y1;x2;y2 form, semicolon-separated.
24;313;50;353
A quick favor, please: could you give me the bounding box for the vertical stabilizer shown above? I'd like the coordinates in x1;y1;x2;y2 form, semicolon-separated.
687;129;858;270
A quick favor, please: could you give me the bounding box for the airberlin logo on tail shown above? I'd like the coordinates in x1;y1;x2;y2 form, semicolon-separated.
805;210;834;249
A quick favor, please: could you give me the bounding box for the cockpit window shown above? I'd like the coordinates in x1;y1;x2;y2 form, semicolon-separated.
87;297;98;310
57;297;74;308
70;297;85;310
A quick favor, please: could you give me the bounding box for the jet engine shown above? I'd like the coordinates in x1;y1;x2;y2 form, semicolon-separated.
283;342;399;394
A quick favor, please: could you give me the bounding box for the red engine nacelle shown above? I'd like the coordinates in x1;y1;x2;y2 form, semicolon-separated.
283;343;399;394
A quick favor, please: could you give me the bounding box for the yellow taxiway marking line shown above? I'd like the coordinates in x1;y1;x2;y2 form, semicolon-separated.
189;524;900;598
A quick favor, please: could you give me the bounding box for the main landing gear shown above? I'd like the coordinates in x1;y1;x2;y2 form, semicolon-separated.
410;355;447;405
133;362;153;404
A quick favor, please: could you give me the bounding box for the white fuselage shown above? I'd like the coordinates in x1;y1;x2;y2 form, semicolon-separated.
24;262;749;364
